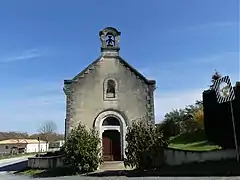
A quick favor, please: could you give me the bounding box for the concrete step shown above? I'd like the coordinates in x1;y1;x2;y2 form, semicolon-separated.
99;161;133;171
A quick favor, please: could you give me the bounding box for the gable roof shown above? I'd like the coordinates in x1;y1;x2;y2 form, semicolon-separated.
64;56;156;86
118;56;156;85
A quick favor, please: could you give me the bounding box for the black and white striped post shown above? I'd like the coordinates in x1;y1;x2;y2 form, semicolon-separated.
212;75;239;162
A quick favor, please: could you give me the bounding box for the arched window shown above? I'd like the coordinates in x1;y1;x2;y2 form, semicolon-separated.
102;117;120;126
106;80;116;97
106;80;115;98
103;78;118;100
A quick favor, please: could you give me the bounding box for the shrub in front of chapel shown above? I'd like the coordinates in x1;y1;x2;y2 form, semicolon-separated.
61;123;103;174
124;119;168;170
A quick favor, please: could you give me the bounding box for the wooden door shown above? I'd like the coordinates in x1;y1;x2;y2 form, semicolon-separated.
102;130;121;161
102;135;113;161
111;131;121;161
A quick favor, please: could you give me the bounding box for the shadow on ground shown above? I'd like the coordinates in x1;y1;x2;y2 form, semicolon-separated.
86;160;240;177
85;170;240;177
0;160;28;172
14;160;240;178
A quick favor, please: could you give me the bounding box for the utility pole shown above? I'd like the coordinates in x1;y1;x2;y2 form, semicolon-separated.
38;136;40;153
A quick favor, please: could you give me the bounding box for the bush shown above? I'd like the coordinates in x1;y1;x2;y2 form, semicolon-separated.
61;123;103;174
124;119;168;170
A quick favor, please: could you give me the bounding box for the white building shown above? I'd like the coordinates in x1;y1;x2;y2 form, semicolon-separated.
49;140;65;151
49;140;65;148
0;139;49;154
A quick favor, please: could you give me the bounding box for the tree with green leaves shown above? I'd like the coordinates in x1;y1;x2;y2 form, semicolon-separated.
158;100;205;137
124;119;168;170
210;70;222;89
159;109;186;138
211;70;222;82
184;103;203;132
61;123;103;174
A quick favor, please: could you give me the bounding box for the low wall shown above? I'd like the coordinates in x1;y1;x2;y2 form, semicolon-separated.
28;155;64;169
28;148;237;168
164;148;237;166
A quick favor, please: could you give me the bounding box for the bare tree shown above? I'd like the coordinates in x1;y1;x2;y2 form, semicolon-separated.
0;131;29;141
37;120;57;143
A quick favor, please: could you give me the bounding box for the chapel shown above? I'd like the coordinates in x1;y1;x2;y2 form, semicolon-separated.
63;27;156;161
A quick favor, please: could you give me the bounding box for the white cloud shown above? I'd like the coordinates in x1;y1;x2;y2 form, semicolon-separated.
0;48;41;63
0;82;65;133
154;88;204;123
157;51;239;68
169;21;238;33
185;22;238;31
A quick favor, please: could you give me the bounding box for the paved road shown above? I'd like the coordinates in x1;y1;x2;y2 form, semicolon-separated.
1;175;240;180
0;155;33;179
0;155;34;168
1;158;240;179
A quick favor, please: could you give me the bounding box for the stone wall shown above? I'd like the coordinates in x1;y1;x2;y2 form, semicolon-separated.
64;55;155;134
27;148;238;169
164;148;237;166
63;28;156;137
28;155;64;169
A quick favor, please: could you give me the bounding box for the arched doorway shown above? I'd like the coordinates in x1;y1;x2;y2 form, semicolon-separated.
94;110;128;160
102;117;121;161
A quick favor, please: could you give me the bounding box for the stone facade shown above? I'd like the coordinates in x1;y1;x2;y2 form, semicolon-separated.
63;27;156;159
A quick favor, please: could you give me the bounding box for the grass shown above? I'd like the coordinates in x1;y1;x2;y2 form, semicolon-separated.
168;130;222;151
16;169;45;176
15;167;75;178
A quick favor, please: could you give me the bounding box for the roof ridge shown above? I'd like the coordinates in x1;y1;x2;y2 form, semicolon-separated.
64;55;156;87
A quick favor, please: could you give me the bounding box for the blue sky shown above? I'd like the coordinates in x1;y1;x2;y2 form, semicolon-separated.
0;0;239;133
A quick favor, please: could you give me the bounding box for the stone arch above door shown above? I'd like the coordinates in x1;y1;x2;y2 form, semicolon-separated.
93;109;128;160
93;109;128;130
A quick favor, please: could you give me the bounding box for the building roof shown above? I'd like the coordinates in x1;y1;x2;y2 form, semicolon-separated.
0;139;46;145
64;55;156;86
